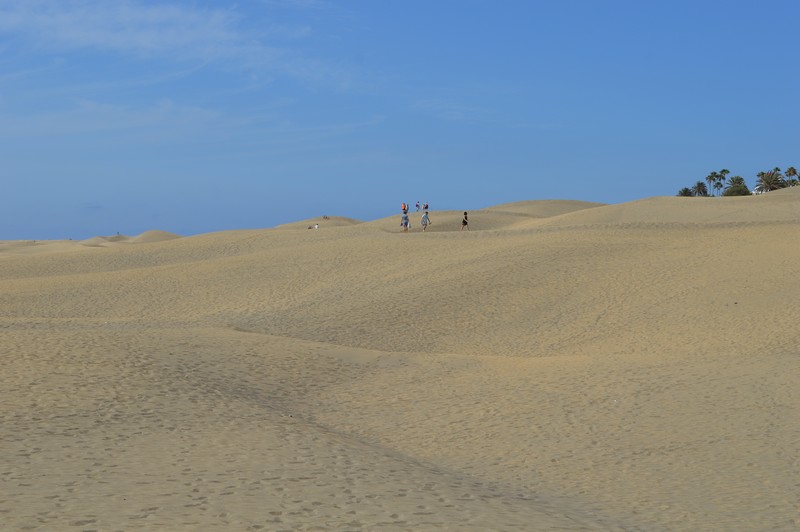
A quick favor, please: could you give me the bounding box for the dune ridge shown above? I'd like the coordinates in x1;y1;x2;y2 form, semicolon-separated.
2;194;799;530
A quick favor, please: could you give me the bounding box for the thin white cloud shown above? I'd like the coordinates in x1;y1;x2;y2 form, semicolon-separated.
259;0;330;9
412;97;556;130
0;1;242;57
412;98;488;122
0;94;383;147
0;0;346;85
0;63;57;83
0;98;223;139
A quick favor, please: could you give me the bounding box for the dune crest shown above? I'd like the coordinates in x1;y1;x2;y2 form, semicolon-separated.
486;198;607;218
131;229;181;243
540;189;800;227
80;235;124;247
274;216;363;230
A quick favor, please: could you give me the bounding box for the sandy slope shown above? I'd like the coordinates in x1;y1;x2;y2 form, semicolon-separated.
2;193;799;530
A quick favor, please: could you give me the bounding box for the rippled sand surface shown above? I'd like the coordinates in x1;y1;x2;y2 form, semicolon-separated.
3;190;800;530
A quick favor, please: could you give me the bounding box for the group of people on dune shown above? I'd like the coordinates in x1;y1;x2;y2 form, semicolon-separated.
400;202;469;233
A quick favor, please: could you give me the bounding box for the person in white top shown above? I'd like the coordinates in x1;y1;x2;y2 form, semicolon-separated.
420;211;431;232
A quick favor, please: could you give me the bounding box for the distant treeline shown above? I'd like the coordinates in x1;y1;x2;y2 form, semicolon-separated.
677;166;798;197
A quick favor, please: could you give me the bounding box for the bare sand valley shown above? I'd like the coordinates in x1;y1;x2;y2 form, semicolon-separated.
2;191;800;530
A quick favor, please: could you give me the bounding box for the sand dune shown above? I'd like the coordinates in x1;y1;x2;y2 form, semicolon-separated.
274;216;364;230
0;231;181;258
540;187;800;228
131;230;181;244
80;231;182;247
0;239;82;257
2;193;799;530
361;200;602;234
486;199;607;218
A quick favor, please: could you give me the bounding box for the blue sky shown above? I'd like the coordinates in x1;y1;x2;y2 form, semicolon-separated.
2;0;798;239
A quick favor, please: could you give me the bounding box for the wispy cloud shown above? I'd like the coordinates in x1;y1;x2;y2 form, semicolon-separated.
0;1;364;146
0;1;244;58
412;98;490;122
258;0;330;9
0;63;58;84
412;96;556;130
0;98;224;139
0;0;347;85
0;93;383;150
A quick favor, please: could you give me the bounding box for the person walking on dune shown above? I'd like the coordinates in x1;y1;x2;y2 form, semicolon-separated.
401;210;410;232
461;211;469;231
421;210;431;232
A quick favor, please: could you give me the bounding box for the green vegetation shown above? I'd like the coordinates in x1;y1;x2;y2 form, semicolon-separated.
678;167;798;197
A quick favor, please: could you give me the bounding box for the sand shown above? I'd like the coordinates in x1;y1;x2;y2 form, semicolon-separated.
2;190;800;530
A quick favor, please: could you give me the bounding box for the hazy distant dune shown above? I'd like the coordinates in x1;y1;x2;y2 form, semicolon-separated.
0;239;80;257
80;230;180;247
80;236;122;247
131;229;181;243
274;216;363;230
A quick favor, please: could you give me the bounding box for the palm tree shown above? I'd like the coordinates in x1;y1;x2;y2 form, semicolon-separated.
725;175;746;188
705;171;719;196
723;175;750;196
677;187;694;197
692;181;709;197
717;169;730;196
754;168;787;193
785;166;798;186
703;170;729;197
